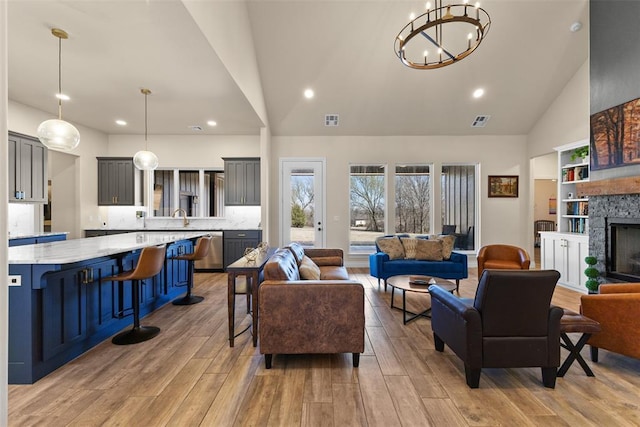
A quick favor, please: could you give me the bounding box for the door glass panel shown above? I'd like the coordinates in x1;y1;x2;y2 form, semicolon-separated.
281;160;324;248
289;167;315;247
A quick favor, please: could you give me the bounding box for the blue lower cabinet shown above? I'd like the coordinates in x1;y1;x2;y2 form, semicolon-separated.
8;237;36;247
86;258;120;335
165;241;193;292
42;267;88;361
36;234;67;244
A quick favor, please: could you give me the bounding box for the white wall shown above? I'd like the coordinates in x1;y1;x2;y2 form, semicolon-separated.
107;134;260;168
528;60;590;158
269;135;529;266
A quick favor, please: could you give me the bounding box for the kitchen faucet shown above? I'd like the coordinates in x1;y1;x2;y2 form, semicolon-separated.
172;208;190;227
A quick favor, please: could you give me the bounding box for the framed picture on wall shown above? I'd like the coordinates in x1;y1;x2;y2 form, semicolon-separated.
488;175;519;198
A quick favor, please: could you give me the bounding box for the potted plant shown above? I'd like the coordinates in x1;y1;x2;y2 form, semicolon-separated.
584;256;599;294
570;146;589;162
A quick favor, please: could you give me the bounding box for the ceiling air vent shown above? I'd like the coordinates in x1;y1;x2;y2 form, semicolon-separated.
325;114;339;127
188;125;203;131
471;115;491;128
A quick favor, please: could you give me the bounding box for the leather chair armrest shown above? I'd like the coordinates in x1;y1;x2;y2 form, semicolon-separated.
518;250;531;269
547;306;564;366
429;285;482;367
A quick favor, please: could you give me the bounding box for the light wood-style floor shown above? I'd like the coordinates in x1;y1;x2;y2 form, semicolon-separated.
9;268;640;426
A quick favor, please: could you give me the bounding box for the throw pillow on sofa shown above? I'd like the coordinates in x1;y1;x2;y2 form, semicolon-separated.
400;237;418;259
437;234;456;260
415;239;443;261
299;255;321;280
376;236;405;260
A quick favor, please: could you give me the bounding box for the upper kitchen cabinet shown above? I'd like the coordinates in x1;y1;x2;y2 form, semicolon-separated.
224;157;260;206
8;132;48;203
97;157;136;206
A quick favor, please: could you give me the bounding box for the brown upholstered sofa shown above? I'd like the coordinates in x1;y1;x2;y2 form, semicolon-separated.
580;283;640;361
259;243;365;369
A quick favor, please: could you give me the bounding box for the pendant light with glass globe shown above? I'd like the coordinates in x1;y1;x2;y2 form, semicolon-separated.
133;88;159;170
37;28;81;151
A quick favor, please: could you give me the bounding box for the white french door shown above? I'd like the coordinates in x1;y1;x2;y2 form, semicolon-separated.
280;159;325;248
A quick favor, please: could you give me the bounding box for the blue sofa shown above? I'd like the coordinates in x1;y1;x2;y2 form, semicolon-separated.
369;238;468;292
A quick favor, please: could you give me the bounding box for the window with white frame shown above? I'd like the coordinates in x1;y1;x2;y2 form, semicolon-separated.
152;169;224;217
349;164;385;253
441;164;477;250
395;164;431;234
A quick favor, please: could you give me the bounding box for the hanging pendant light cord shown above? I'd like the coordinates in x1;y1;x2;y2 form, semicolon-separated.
144;90;148;149
57;35;63;120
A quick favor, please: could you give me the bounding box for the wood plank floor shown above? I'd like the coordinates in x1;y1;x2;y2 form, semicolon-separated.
9;267;640;426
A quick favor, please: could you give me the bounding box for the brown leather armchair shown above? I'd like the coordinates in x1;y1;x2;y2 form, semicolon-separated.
580;283;640;362
477;244;530;277
430;269;563;388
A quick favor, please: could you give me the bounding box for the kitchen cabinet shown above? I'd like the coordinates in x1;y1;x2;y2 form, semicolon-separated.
97;157;136;205
224;229;262;268
8;132;48;203
9;233;67;247
165;240;194;292
540;232;589;292
224;157;260;206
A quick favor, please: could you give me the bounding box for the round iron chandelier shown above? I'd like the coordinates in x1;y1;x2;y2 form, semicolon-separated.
394;0;491;70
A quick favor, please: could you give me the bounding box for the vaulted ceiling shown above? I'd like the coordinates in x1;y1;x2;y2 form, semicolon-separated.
7;0;589;137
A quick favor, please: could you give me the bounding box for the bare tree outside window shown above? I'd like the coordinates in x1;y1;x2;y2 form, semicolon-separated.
395;165;431;234
290;173;314;227
350;165;385;252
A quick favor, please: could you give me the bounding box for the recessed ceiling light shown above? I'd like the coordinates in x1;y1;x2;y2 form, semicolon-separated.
473;88;485;98
55;93;70;101
189;125;203;131
304;88;314;99
570;21;582;32
115;120;127;126
207;120;217;127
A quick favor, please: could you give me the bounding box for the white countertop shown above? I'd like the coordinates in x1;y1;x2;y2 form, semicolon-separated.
8;231;210;265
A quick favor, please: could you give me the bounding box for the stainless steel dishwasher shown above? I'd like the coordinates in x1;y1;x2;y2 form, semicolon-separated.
194;231;224;270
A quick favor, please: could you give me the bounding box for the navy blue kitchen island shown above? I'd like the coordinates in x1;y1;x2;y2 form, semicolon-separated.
7;231;209;384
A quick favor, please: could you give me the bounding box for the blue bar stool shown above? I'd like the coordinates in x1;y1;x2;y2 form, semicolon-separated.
171;235;212;305
102;244;167;345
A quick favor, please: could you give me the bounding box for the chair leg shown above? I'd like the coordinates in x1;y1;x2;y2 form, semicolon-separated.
465;366;481;388
455;279;460;293
542;367;557;388
434;333;445;352
384;278;388;292
591;346;599;363
352;353;360;368
112;279;160;345
173;261;204;305
265;354;273;369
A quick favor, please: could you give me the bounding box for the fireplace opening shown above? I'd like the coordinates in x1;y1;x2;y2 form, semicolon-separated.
607;218;640;282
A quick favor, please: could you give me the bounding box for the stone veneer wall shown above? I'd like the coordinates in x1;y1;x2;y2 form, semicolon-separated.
589;194;640;279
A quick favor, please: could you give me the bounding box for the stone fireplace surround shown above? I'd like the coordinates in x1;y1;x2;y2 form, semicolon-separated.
588;194;640;282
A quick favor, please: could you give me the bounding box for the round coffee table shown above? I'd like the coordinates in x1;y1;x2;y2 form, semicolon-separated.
387;275;456;324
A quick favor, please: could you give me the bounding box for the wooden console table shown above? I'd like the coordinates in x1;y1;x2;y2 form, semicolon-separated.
227;247;276;347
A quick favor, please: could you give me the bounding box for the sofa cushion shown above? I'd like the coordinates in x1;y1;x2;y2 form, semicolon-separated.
437;234;456;260
400;237;418;259
287;242;306;265
376;236;405;260
299;255;321;280
264;248;301;281
415;239;443;261
319;266;350;280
